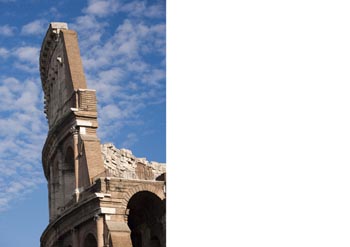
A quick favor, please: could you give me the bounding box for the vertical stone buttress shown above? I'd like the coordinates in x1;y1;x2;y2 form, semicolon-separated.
40;23;105;220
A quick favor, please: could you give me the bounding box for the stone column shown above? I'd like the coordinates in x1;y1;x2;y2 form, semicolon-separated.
72;228;79;247
71;126;80;202
107;221;133;247
96;215;104;247
49;164;54;221
57;149;64;214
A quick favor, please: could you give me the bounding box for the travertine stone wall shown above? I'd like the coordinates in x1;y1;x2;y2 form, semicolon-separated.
101;143;166;181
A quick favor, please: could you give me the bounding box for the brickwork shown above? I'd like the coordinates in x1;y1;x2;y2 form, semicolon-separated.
61;29;87;89
78;89;98;112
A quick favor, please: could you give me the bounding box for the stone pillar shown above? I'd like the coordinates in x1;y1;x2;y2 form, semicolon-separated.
71;126;80;202
49;164;54;221
72;228;79;247
106;221;133;247
96;215;104;247
57;149;64;214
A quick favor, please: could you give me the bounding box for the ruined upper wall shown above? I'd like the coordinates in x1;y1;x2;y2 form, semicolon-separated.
101;143;166;181
39;22;88;129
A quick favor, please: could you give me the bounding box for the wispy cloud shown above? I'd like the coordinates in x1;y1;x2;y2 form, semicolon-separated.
0;47;9;57
69;15;107;49
48;7;62;19
0;24;16;36
141;68;166;86
12;46;40;73
73;16;166;141
21;19;47;36
0;76;47;211
80;19;165;71
120;1;165;19
121;133;139;148
83;0;119;17
14;46;40;64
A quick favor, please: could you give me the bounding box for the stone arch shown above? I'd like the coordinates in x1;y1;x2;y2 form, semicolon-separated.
83;233;97;247
127;191;166;247
121;184;165;211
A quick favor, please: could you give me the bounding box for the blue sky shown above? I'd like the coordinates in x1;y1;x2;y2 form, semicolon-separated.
0;0;165;246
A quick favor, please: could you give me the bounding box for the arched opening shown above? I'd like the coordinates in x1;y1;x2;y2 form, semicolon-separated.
83;233;97;247
63;147;75;204
127;191;166;247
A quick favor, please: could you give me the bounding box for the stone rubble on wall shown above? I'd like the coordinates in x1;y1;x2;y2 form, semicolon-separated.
101;143;166;180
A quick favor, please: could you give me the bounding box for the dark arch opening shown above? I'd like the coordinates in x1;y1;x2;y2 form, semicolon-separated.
83;233;97;247
127;191;166;247
63;147;75;204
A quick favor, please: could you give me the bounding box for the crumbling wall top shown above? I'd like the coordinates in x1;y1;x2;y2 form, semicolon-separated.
100;143;166;181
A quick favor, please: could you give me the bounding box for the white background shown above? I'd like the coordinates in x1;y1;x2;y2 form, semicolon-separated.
168;0;350;246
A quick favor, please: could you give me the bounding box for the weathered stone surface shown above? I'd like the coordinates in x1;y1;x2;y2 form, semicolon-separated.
101;143;166;180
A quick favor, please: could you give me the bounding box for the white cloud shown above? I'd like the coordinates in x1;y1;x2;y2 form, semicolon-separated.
112;20;165;56
21;19;47;36
69;15;107;50
3;77;21;92
0;77;47;210
119;1;165;18
121;133;139;148
141;68;165;86
0;175;44;212
83;0;119;17
14;46;40;64
0;24;15;36
0;198;10;212
49;7;61;19
0;47;9;58
13;61;38;73
119;1;145;15
0;77;22;112
74;17;166;140
98;100;144;139
101;104;123;120
80;19;165;72
98;67;124;83
71;15;106;31
126;60;149;73
144;4;165;18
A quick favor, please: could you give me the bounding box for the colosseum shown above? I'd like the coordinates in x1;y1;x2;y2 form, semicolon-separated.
39;22;166;247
